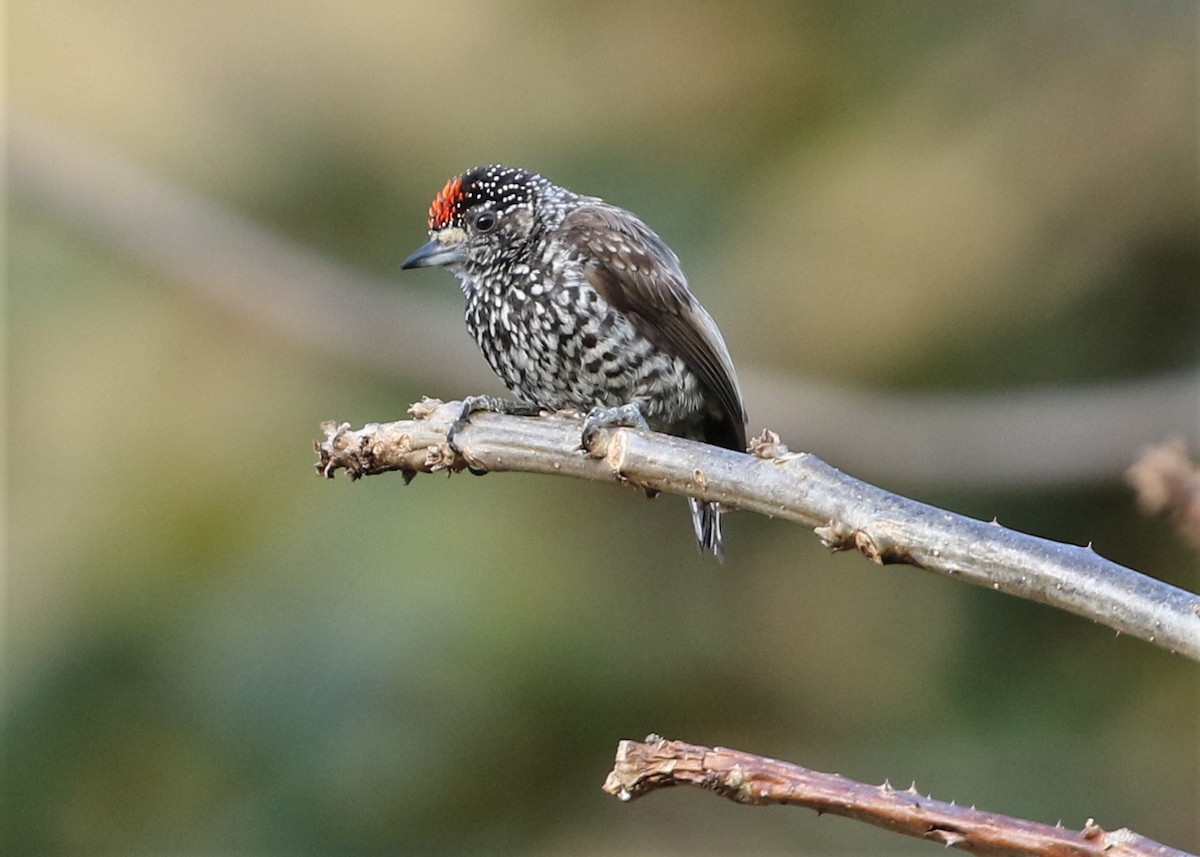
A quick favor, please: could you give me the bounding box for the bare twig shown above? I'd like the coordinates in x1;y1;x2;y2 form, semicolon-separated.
1127;440;1200;549
602;736;1193;857
315;399;1200;660
12;114;1199;490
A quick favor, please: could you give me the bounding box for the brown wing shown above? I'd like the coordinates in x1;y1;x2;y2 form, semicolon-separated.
559;203;747;451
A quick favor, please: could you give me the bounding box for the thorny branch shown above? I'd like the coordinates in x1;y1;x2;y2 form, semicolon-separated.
315;399;1200;661
602;736;1193;857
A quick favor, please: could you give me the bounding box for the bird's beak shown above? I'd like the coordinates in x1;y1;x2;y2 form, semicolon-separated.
400;229;467;269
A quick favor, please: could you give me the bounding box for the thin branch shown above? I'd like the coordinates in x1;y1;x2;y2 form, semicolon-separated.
602;736;1193;857
11;114;1199;490
315;399;1200;660
1127;440;1200;549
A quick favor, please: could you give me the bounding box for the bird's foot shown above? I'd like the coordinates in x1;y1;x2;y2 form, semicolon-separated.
447;395;542;473
580;402;650;451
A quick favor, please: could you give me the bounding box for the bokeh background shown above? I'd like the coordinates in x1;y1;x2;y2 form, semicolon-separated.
7;2;1199;853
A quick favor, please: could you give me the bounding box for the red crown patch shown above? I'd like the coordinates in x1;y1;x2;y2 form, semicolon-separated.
428;176;464;230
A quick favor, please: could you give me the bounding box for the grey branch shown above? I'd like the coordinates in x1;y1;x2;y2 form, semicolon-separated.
315;399;1200;661
602;736;1193;857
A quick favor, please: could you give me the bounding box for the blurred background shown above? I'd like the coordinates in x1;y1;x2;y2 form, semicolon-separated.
6;1;1199;853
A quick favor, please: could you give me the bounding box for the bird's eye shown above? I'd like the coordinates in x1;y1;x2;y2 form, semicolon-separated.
473;210;498;233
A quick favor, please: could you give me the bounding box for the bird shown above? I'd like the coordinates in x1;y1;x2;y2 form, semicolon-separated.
401;165;747;558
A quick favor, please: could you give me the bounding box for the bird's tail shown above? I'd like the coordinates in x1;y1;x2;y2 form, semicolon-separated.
688;498;725;561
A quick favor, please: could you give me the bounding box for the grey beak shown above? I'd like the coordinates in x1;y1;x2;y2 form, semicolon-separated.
400;238;467;269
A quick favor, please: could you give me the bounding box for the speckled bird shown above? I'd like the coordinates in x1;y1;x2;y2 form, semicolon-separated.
401;165;747;558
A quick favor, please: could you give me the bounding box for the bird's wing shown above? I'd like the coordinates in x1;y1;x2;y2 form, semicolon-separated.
559;203;746;450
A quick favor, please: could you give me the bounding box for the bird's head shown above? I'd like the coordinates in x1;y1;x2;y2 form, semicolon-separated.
400;165;558;273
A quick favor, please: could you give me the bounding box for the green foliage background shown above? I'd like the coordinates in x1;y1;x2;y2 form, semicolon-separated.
7;2;1198;853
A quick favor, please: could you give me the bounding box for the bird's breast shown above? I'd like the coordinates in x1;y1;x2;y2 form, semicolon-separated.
460;271;705;426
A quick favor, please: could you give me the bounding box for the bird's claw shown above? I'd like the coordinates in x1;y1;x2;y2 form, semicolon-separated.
446;399;490;475
447;396;541;474
444;399;476;456
579;403;650;451
447;424;489;474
